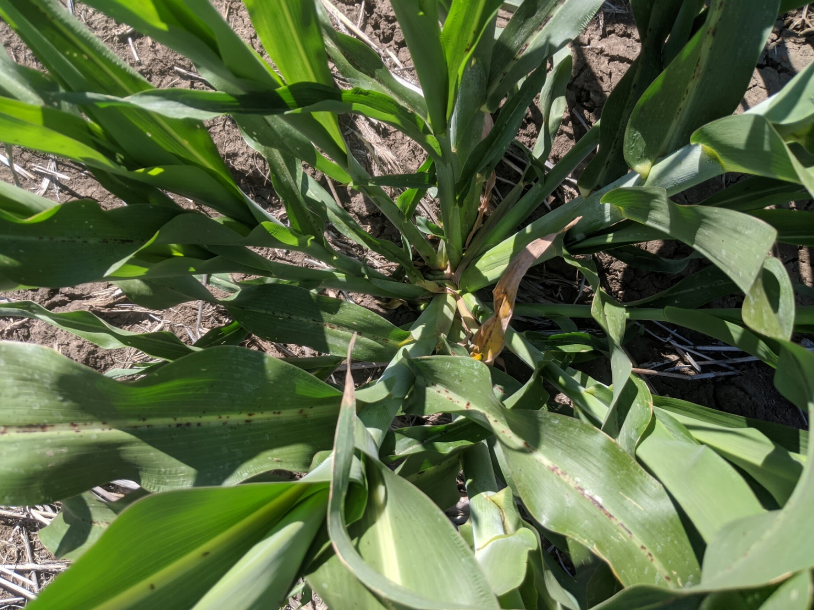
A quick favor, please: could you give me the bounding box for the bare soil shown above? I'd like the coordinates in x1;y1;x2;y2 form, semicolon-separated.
1;1;814;605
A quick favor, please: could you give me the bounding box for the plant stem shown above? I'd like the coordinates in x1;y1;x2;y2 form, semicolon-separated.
436;136;462;270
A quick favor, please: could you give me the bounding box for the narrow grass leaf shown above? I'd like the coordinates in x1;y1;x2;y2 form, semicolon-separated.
388;0;448;132
751;209;814;246
0;301;196;361
487;0;604;108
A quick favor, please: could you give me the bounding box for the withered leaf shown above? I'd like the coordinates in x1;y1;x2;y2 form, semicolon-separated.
471;217;581;363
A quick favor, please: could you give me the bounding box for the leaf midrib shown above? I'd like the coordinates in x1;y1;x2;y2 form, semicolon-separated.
427;382;681;586
84;485;308;610
0;402;339;435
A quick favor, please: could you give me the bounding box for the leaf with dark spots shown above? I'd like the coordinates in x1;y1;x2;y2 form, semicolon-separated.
0;342;343;504
0;199;178;287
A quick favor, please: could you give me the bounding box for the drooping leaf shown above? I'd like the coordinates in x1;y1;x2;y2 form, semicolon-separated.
703;176;808;212
408;356;701;588
463;447;539;603
564;254;636;432
471;218;580;363
0;96;122;172
256;147;327;245
692;113;814;196
0;43;55;105
0;300;199;363
84;0;347;178
0;178;59;218
0;342;342;503
755;58;814;139
39;489;149;560
223;284;413;362
396;157;435;219
602;187;776;294
110;248;427;300
114;277;215;310
742;256;796;342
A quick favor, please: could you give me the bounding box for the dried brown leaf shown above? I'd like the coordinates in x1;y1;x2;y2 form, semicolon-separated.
471;217;581;363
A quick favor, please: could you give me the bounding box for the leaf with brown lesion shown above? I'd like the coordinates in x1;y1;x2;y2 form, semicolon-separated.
471;217;580;364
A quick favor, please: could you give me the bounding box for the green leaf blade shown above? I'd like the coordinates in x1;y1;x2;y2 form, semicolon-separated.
602;187;776;294
223;284;412;362
0;342;342;504
408;356;701;589
624;0;778;177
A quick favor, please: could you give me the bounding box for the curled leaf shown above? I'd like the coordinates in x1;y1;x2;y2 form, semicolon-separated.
471;218;580;363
